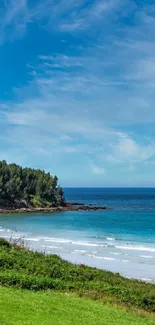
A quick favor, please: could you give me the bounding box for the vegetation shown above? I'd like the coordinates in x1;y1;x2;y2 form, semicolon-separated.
0;286;154;325
0;238;155;314
0;160;65;208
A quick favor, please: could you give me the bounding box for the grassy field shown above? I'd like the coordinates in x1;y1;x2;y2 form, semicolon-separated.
0;237;155;324
0;238;155;313
0;286;154;325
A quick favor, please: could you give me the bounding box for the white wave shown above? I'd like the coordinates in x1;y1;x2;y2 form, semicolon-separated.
88;255;117;261
72;241;98;247
44;238;71;244
35;236;100;247
0;229;5;232
140;255;154;259
106;237;115;241
42;245;62;249
122;260;129;263
12;236;21;239
38;236;116;248
42;237;113;248
93;256;106;260
74;250;86;253
24;238;40;242
140;278;152;282
115;245;155;253
102;257;116;261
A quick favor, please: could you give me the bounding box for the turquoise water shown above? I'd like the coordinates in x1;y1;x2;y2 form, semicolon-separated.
0;188;155;282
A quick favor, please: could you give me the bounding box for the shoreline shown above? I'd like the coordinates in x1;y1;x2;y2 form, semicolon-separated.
59;251;155;285
0;205;155;284
1;234;155;285
0;227;154;284
0;204;108;214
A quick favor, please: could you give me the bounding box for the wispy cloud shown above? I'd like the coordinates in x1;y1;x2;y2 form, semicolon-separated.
4;0;27;24
1;31;155;169
0;0;28;43
1;1;155;185
1;95;155;169
57;0;120;32
0;0;121;43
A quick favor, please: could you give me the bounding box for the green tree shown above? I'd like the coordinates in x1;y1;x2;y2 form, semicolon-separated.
0;160;65;207
55;186;64;206
5;177;22;202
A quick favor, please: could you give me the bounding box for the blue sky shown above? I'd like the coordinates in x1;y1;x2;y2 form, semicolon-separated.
0;0;155;187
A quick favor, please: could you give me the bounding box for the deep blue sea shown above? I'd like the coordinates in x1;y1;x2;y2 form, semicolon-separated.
0;188;155;282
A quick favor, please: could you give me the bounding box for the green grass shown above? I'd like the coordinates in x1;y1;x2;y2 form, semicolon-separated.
0;286;154;325
0;238;155;313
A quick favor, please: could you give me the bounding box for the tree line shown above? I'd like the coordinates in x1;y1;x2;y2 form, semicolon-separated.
0;160;65;207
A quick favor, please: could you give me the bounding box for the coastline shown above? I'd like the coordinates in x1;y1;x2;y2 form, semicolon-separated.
0;198;154;284
0;187;155;285
0;204;108;214
0;225;154;284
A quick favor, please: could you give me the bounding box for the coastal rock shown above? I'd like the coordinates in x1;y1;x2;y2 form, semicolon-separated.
0;203;108;214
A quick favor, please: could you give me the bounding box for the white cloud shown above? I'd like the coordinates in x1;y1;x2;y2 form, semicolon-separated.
58;0;120;31
109;135;155;164
2;99;154;168
0;0;28;43
1;43;155;168
4;0;27;25
39;54;85;69
0;0;120;43
90;163;106;175
1;1;155;184
126;165;136;172
117;137;138;157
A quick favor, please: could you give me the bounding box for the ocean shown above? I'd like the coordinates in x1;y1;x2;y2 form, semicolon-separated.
0;188;155;283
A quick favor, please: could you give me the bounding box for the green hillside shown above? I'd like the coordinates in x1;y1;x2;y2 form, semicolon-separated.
0;286;154;325
0;238;155;313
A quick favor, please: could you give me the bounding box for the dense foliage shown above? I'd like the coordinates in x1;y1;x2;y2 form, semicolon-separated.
0;160;65;207
0;238;155;313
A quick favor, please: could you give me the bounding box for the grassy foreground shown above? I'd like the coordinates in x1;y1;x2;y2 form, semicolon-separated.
0;237;155;321
0;286;154;325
